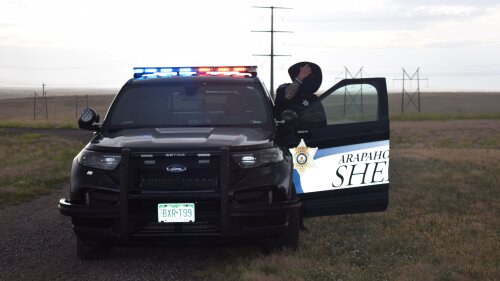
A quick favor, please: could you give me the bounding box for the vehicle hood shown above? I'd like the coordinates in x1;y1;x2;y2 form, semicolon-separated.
87;127;273;152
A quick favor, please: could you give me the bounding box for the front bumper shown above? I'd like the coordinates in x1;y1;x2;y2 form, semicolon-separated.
58;197;301;242
59;147;300;244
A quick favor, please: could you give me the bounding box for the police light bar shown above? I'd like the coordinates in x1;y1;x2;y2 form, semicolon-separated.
133;66;258;79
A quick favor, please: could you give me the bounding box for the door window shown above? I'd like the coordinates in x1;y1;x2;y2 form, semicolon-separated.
320;83;379;125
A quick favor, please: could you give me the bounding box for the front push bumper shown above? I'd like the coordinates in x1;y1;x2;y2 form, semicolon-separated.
58;197;301;242
58;147;301;243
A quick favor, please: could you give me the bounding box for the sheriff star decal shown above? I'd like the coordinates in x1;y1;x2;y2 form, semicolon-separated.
289;139;318;176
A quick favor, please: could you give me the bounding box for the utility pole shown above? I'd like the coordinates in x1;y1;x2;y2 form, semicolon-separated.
252;6;292;99
393;68;428;113
75;94;89;119
43;83;48;119
33;83;48;120
342;66;364;115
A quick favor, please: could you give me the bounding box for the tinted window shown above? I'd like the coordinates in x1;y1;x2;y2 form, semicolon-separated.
318;84;378;125
109;82;270;127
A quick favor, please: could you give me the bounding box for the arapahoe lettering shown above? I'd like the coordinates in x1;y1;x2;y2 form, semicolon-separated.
332;149;389;188
338;150;389;164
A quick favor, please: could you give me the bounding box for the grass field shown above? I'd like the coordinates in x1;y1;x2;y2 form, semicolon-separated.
189;119;499;281
0;119;497;280
0;130;84;206
0;90;498;280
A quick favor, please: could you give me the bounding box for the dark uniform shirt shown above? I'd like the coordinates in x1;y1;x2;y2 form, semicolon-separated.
274;83;327;127
274;83;319;118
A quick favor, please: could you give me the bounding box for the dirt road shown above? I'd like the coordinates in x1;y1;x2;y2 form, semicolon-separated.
0;128;210;281
0;182;217;281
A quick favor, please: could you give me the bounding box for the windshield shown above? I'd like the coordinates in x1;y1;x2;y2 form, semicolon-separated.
108;82;271;128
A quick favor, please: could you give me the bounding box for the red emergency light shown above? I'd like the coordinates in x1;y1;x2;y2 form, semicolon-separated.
133;66;257;79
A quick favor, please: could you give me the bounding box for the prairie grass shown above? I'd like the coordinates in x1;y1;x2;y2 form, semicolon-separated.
0;119;77;129
0;130;83;206
193;120;499;280
0;115;497;279
390;112;500;121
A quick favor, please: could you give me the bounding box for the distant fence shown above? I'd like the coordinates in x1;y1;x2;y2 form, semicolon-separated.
0;94;115;121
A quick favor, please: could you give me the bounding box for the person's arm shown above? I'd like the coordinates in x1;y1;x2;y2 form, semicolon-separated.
284;64;312;100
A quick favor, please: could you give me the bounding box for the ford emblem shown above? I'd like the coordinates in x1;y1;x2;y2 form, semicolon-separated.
166;164;187;173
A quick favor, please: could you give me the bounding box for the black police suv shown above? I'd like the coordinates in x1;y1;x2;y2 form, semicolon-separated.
59;66;390;259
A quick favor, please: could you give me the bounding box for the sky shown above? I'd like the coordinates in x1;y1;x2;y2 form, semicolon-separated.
0;0;499;92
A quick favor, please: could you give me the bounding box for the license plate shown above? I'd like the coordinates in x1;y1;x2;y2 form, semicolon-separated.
158;203;195;223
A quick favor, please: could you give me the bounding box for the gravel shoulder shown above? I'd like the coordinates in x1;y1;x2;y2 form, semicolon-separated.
0;128;205;281
0;186;201;281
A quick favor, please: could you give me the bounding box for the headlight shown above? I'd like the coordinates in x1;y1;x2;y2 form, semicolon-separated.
231;148;284;168
77;150;121;170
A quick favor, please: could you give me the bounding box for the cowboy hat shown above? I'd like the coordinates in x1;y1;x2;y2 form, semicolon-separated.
288;61;323;95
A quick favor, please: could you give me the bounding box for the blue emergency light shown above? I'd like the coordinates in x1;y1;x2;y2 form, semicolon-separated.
133;66;258;79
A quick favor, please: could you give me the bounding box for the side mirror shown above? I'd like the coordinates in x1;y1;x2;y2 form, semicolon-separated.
276;110;298;128
281;110;298;123
78;108;101;131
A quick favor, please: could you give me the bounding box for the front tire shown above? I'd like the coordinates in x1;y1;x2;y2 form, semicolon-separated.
282;184;300;250
282;207;300;250
261;186;300;253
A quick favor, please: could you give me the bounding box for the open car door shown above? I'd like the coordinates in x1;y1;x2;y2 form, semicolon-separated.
281;78;390;217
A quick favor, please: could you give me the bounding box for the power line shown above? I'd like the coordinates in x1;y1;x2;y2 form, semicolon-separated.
293;13;478;23
0;59;126;70
327;70;500;78
252;6;292;99
316;39;500;50
417;39;500;47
